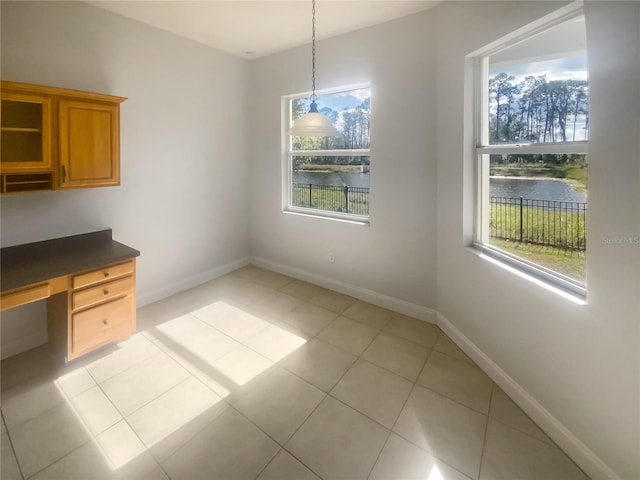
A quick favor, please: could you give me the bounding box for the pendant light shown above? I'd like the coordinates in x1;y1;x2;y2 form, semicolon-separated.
288;0;340;137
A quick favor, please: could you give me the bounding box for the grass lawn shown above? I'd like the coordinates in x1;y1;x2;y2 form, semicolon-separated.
490;238;586;283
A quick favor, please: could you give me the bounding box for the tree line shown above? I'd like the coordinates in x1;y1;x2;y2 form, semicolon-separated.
490;73;588;145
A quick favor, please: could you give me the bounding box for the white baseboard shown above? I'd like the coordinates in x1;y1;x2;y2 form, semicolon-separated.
436;312;621;480
136;256;251;308
1;330;48;360
250;256;437;323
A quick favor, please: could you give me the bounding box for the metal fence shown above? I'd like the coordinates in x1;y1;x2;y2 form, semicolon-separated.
292;183;369;216
490;196;587;250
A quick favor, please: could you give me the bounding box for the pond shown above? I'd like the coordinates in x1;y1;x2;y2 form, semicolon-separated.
489;177;586;203
293;171;587;203
293;171;370;189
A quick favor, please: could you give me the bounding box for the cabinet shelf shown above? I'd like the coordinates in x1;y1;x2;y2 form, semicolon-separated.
1;127;42;133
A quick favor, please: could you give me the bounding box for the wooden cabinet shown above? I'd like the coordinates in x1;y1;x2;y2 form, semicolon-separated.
66;260;136;361
0;81;126;193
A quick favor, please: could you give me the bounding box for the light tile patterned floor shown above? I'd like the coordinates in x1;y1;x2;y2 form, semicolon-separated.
1;265;589;480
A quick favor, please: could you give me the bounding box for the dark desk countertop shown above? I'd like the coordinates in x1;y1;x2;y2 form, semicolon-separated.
1;229;140;293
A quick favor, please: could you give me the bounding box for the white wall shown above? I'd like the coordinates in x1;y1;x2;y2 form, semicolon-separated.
435;2;639;479
0;1;250;354
248;10;438;316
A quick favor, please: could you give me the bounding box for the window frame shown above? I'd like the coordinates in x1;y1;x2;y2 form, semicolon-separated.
472;6;588;299
282;83;371;224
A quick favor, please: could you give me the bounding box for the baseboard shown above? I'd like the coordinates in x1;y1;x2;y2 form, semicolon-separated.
1;330;48;360
436;312;621;480
136;256;251;308
250;256;437;323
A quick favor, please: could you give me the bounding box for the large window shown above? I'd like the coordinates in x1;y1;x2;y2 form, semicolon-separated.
474;9;588;297
283;85;371;223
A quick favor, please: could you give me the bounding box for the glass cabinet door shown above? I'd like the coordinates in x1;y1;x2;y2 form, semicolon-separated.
1;92;52;172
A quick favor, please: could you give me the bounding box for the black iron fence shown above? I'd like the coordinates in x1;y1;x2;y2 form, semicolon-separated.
292;183;369;216
490;196;587;250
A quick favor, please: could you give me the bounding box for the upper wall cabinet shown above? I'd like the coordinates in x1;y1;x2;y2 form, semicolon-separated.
0;81;126;194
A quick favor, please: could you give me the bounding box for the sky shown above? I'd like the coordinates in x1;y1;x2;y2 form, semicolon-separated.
489;55;588;84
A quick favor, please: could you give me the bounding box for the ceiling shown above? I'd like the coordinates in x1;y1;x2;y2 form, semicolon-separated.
88;1;441;59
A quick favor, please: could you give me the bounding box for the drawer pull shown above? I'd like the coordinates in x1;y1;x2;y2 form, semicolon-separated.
103;319;108;325
103;289;109;295
104;271;110;278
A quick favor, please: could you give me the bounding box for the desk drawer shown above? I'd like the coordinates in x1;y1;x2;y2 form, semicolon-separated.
73;261;134;289
72;275;134;311
1;283;50;311
71;294;134;357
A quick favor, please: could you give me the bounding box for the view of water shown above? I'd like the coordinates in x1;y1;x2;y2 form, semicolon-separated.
489;177;586;203
293;171;586;203
293;171;370;188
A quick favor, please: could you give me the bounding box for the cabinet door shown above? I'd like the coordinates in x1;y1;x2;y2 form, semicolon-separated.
1;92;52;172
58;100;120;188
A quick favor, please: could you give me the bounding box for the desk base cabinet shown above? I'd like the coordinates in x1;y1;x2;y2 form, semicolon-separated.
47;259;136;362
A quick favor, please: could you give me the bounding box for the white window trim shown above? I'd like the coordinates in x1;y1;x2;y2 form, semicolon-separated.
471;2;588;300
282;84;371;224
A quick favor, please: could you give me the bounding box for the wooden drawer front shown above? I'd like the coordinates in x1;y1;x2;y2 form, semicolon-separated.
72;275;134;311
71;294;134;357
1;283;50;311
73;260;134;289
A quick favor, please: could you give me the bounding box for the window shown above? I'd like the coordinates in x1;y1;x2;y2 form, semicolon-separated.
283;85;371;223
473;9;588;297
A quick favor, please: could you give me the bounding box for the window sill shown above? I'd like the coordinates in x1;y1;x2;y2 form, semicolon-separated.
282;208;370;226
467;244;587;305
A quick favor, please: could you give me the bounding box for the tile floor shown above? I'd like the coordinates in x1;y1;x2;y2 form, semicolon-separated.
1;265;589;480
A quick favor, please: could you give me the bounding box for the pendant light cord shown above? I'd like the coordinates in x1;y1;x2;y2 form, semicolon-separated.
310;0;317;105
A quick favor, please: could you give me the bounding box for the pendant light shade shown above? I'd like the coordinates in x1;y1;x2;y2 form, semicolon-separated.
289;101;340;137
289;0;339;137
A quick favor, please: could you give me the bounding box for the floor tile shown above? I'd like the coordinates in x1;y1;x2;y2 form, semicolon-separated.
342;301;395;329
280;302;338;336
1;431;22;480
394;385;487;479
286;396;389;480
434;333;473;362
244;323;308;362
143;314;239;373
55;367;97;398
249;270;294;290
331;359;413;429
227;281;275;306
480;419;587;480
251;291;303;319
308;288;357;313
418;351;493;414
370;433;473;480
194;303;270;342
233;366;325;444
362;332;430;381
10;402;91;478
211;345;273;389
384;315;440;348
317;316;378;356
489;386;553;445
257;449;321;480
127;377;227;461
161;408;279;480
1;375;67;430
0;343;61;391
100;353;190;416
96;420;147;469
86;334;161;384
278;279;325;301
68;386;122;435
280;338;357;392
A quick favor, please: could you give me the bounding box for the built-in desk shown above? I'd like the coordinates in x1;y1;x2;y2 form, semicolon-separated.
1;230;140;361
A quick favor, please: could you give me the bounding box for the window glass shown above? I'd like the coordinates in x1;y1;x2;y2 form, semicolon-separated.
285;86;371;221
